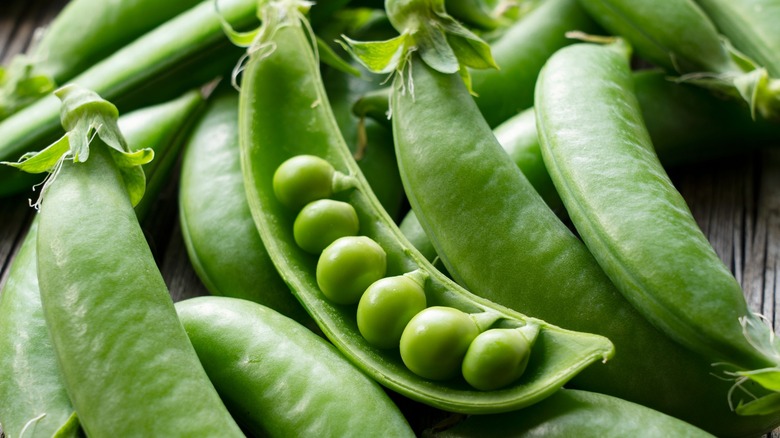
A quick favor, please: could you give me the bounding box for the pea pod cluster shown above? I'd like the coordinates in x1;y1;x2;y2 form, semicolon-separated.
237;0;613;414
0;0;259;197
343;0;780;435
0;0;202;120
536;40;780;415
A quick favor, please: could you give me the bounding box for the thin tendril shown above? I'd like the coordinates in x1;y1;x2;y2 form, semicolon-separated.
19;413;46;437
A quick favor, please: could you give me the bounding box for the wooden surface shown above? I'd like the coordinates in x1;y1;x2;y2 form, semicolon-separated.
2;1;780;437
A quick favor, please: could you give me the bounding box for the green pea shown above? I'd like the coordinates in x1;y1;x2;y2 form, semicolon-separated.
293;199;360;254
357;271;427;349
399;306;480;381
316;236;387;305
273;154;335;210
462;328;534;391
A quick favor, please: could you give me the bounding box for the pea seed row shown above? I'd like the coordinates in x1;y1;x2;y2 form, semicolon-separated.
272;154;537;391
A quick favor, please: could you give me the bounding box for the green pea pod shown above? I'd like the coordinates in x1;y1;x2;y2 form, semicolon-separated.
239;0;613;414
576;0;780;121
422;389;715;438
179;85;314;327
0;89;205;438
0;0;204;120
536;40;780;405
175;295;415;437
495;69;780;214
469;0;600;127
353;1;780;435
1;85;243;437
694;0;780;77
0;0;259;197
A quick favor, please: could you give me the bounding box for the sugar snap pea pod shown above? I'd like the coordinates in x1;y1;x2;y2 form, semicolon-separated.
694;0;780;77
0;89;205;438
576;0;780;121
0;0;203;120
179;85;314;327
346;1;780;435
175;295;415;437
1;85;243;437
422;389;715;438
0;0;259;198
536;40;780;410
239;0;613;414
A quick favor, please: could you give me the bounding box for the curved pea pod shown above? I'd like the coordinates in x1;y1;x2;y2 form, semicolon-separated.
2;85;243;437
355;1;780;435
0;0;259;197
576;0;780;121
444;0;524;30
536;40;780;407
0;0;203;120
179;86;313;327
0;89;204;438
238;0;613;415
469;0;600;127
423;389;715;438
175;295;415;437
694;0;780;77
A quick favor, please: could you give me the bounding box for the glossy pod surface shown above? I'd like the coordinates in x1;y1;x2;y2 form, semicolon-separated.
34;89;242;436
239;3;613;414
0;91;204;438
179;87;313;326
535;42;775;370
390;51;780;436
424;389;715;438
176;296;415;437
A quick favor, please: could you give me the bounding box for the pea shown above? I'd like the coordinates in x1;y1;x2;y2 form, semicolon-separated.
293;199;360;254
462;327;535;391
316;235;387;305
273;154;335;210
399;306;480;381
357;270;427;349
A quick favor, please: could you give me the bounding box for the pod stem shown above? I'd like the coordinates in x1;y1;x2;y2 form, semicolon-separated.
403;268;429;288
0;84;153;208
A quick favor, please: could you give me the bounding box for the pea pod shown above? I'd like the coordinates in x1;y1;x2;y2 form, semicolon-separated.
0;0;259;197
179;85;313;327
693;0;780;77
576;0;780;121
349;1;780;435
238;0;613;414
536;40;780;409
423;389;715;437
2;85;243;437
0;89;205;438
0;0;203;119
175;295;415;437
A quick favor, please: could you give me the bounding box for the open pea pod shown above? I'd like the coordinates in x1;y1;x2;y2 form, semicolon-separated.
237;0;613;414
